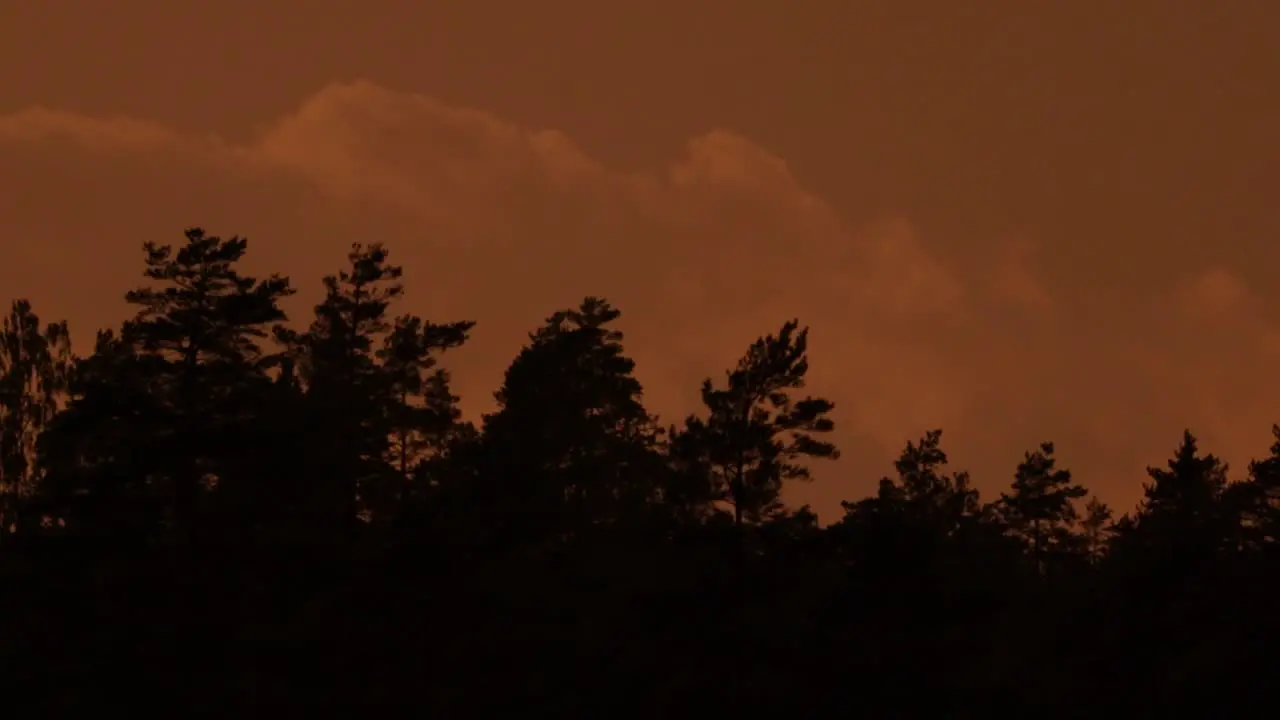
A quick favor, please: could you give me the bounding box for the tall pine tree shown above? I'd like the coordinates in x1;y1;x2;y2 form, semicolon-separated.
40;229;293;536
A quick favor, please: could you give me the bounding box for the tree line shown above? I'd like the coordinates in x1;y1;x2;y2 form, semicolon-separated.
3;228;1278;714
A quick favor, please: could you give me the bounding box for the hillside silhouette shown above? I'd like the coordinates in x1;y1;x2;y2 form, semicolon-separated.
3;228;1279;714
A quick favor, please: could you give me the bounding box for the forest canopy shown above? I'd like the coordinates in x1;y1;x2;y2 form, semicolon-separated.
3;228;1278;714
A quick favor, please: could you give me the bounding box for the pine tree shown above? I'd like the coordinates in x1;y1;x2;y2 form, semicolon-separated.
670;320;838;527
997;442;1087;575
851;429;982;535
377;314;472;479
40;228;293;536
284;242;405;533
127;228;293;531
476;297;665;540
369;313;473;522
1122;430;1232;559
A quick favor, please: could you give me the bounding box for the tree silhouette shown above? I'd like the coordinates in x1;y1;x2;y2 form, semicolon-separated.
372;313;473;523
835;429;991;575
0;300;72;533
853;429;982;530
11;223;1280;714
39;229;293;537
282;242;409;533
1218;424;1280;551
129;229;293;531
473;297;665;542
1078;496;1115;564
36;328;163;534
1117;430;1233;563
670;320;838;527
996;442;1087;575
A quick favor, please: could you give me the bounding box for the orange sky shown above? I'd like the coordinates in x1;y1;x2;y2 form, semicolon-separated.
2;1;1278;521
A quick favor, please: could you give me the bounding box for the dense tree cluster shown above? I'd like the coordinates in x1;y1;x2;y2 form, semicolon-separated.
3;229;1279;714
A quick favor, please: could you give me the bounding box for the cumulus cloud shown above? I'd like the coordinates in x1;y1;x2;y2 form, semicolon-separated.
1;79;1275;520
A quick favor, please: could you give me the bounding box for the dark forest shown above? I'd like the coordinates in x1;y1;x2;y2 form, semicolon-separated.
3;229;1278;715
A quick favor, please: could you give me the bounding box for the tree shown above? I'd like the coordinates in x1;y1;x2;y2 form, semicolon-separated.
832;429;1014;585
474;297;666;540
839;429;982;539
283;243;476;531
829;429;1019;679
1120;430;1232;559
1225;424;1280;550
36;329;159;534
996;442;1087;575
670;320;838;527
378;315;472;478
0;300;73;533
1078;496;1114;564
19;216;1280;711
40;229;293;536
128;228;293;529
283;242;405;532
370;313;473;522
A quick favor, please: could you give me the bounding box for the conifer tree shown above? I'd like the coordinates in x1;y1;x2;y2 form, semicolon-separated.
671;320;838;527
997;442;1087;574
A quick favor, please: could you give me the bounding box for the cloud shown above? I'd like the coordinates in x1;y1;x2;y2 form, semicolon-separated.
247;81;605;212
1182;268;1249;320
1;79;1275;520
985;239;1055;313
0;106;186;152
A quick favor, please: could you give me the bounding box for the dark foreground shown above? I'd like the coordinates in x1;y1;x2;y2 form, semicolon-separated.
5;532;1278;717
